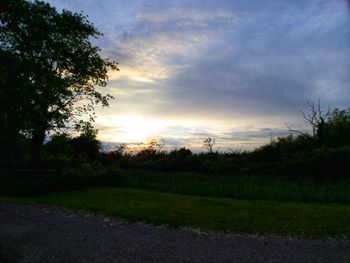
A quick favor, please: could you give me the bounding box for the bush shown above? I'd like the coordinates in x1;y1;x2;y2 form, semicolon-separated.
0;162;125;196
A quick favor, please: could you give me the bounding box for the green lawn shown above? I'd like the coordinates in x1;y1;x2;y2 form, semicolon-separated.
12;187;350;238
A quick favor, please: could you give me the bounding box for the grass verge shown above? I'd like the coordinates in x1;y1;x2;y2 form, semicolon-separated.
7;187;350;238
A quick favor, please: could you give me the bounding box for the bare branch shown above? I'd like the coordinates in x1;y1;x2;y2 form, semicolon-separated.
285;122;313;140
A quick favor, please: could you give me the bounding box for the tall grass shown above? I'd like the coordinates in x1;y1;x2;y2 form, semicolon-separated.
2;168;349;203
122;170;350;203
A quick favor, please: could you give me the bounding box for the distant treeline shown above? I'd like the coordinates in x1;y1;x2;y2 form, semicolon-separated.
0;106;349;198
2;106;349;182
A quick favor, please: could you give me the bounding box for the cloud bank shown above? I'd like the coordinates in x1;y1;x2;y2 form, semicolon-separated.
46;0;350;150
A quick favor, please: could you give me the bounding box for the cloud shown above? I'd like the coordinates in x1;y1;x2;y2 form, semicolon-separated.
153;0;350;120
45;0;350;149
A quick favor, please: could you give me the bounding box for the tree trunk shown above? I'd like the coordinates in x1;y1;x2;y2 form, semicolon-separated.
31;128;46;163
316;119;325;146
31;86;49;163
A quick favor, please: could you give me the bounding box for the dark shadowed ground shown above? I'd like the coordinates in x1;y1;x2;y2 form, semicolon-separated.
0;203;349;263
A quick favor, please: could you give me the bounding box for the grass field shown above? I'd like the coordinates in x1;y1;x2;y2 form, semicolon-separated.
2;169;350;238
12;187;350;238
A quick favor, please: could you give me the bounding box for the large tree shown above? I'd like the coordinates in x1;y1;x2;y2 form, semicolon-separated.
0;0;118;161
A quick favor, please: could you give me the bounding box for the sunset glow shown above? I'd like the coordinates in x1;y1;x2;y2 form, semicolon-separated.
97;115;173;143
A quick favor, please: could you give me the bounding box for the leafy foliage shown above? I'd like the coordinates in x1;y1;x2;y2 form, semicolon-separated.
323;108;350;147
45;125;100;161
0;0;118;161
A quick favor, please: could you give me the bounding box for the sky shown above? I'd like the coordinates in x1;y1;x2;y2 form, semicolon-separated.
45;0;350;151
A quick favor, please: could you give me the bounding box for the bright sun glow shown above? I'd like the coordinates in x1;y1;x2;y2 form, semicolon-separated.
97;115;173;143
117;116;170;142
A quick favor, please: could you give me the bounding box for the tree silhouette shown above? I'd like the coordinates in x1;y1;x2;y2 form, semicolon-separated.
0;0;118;161
287;100;350;147
203;137;215;153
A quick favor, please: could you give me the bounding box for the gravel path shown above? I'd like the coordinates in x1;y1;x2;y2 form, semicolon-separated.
0;203;349;263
